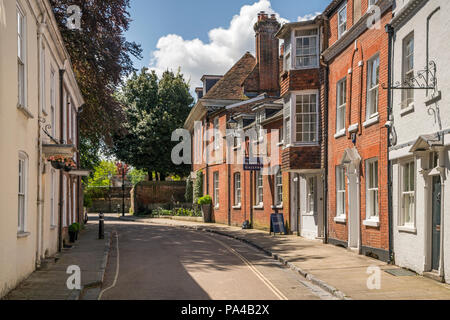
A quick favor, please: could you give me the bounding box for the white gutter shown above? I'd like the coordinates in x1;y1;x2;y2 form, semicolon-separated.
226;93;267;110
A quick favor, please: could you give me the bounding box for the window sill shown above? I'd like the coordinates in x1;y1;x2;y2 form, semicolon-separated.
50;225;57;230
214;205;219;210
400;104;414;117
303;212;316;217
253;204;264;210
17;232;31;239
398;225;417;234
348;123;359;133
271;204;283;210
334;216;346;223
363;114;379;128
277;142;284;147
363;219;380;227
232;205;242;210
233;146;242;151
334;130;346;139
17;105;34;119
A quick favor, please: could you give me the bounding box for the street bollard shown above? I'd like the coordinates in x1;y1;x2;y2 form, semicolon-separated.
99;212;104;240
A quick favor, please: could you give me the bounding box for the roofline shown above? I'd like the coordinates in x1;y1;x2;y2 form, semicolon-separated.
200;75;223;81
275;19;320;38
226;93;268;110
323;0;346;17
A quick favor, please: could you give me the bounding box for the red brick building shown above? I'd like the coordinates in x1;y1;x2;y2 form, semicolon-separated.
322;0;393;261
184;12;285;230
275;17;327;239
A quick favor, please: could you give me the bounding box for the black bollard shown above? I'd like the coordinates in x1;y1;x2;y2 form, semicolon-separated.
99;212;104;239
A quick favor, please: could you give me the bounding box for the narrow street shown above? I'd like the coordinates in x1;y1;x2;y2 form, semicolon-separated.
97;216;336;300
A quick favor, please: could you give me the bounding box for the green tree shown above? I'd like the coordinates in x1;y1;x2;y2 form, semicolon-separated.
50;0;142;166
127;168;148;186
88;161;117;187
112;68;193;180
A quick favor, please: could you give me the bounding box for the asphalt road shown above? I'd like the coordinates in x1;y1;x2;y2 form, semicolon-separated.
97;216;336;300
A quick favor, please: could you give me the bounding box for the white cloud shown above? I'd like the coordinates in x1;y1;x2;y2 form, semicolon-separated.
149;0;288;90
297;12;321;22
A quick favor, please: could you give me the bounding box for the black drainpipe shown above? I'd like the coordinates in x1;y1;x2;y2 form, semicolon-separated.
385;24;394;264
323;63;329;244
58;69;65;252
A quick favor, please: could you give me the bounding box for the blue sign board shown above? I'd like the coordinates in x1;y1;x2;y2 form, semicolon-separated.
244;157;263;171
270;213;286;235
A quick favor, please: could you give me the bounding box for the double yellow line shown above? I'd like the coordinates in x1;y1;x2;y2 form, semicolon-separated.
207;235;288;301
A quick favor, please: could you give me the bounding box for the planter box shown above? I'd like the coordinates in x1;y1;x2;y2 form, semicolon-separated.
201;205;212;223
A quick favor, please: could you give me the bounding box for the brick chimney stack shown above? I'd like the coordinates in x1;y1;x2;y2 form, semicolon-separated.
254;11;280;96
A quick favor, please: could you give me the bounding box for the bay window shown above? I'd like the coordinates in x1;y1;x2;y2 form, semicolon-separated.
295;29;319;68
295;93;318;143
283;99;291;145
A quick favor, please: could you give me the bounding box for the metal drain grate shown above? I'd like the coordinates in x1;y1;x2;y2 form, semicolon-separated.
384;269;416;277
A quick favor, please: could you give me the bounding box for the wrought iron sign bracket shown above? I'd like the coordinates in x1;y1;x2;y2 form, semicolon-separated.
382;61;437;91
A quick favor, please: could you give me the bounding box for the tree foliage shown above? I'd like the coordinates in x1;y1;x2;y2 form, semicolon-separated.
50;0;142;163
112;68;194;180
88;160;117;187
127;168;148;186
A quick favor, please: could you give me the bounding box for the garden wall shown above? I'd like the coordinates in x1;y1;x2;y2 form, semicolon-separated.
132;181;187;214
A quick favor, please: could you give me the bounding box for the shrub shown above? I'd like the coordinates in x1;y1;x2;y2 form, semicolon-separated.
193;171;203;204
198;195;212;205
185;178;193;203
69;223;79;233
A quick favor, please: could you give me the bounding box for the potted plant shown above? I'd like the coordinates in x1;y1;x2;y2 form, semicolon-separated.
74;222;81;240
64;159;77;172
68;223;79;243
48;156;65;170
198;195;212;223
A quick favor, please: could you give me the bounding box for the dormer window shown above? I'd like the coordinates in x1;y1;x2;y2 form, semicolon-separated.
295;29;319;68
338;2;347;39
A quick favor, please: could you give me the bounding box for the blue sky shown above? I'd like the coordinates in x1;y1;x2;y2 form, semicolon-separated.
125;0;330;89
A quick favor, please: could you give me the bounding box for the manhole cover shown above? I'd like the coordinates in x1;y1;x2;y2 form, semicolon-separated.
384;269;416;277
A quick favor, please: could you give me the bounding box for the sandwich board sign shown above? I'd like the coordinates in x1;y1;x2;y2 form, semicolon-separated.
270;213;286;235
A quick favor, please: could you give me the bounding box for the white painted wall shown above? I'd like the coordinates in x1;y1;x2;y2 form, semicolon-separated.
390;0;450;282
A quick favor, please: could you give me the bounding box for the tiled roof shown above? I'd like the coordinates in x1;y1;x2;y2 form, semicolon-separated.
202;52;256;100
324;0;345;16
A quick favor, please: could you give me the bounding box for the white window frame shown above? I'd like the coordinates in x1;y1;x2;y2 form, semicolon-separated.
18;152;28;233
294;28;319;69
283;98;291;146
336;166;346;218
399;160;416;227
50;68;56;136
338;2;347;39
255;171;264;206
402;33;414;109
366;54;380;120
40;44;46;114
17;3;27;109
213;117;220;151
284;37;291;72
213;172;219;208
294;91;319;144
234;173;241;207
336;77;347;134
275;170;283;207
366;158;379;220
73;181;77;223
50;169;56;227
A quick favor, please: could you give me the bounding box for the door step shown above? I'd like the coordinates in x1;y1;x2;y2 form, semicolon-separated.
423;271;444;283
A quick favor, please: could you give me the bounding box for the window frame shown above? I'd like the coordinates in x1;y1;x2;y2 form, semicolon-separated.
283;98;291;146
275;170;283;207
213;117;220;151
338;2;348;39
294;91;319;144
366;158;379;220
234;172;241;207
399;159;416;227
336;166;346;218
213;172;219;208
17;3;27;109
402;32;414;109
255;171;264;206
50;169;56;227
50;68;56;136
336;77;347;133
294;28;319;69
306;176;317;215
18;152;28;233
366;54;380;120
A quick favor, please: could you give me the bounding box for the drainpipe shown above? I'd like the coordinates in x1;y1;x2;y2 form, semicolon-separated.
205;117;210;196
76;105;84;224
58;68;65;252
386;23;394;264
426;7;440;99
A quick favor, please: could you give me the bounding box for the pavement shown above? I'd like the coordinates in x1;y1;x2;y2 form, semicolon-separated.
3;221;110;300
120;215;450;300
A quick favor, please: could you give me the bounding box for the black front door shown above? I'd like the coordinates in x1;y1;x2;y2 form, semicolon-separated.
432;176;441;271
